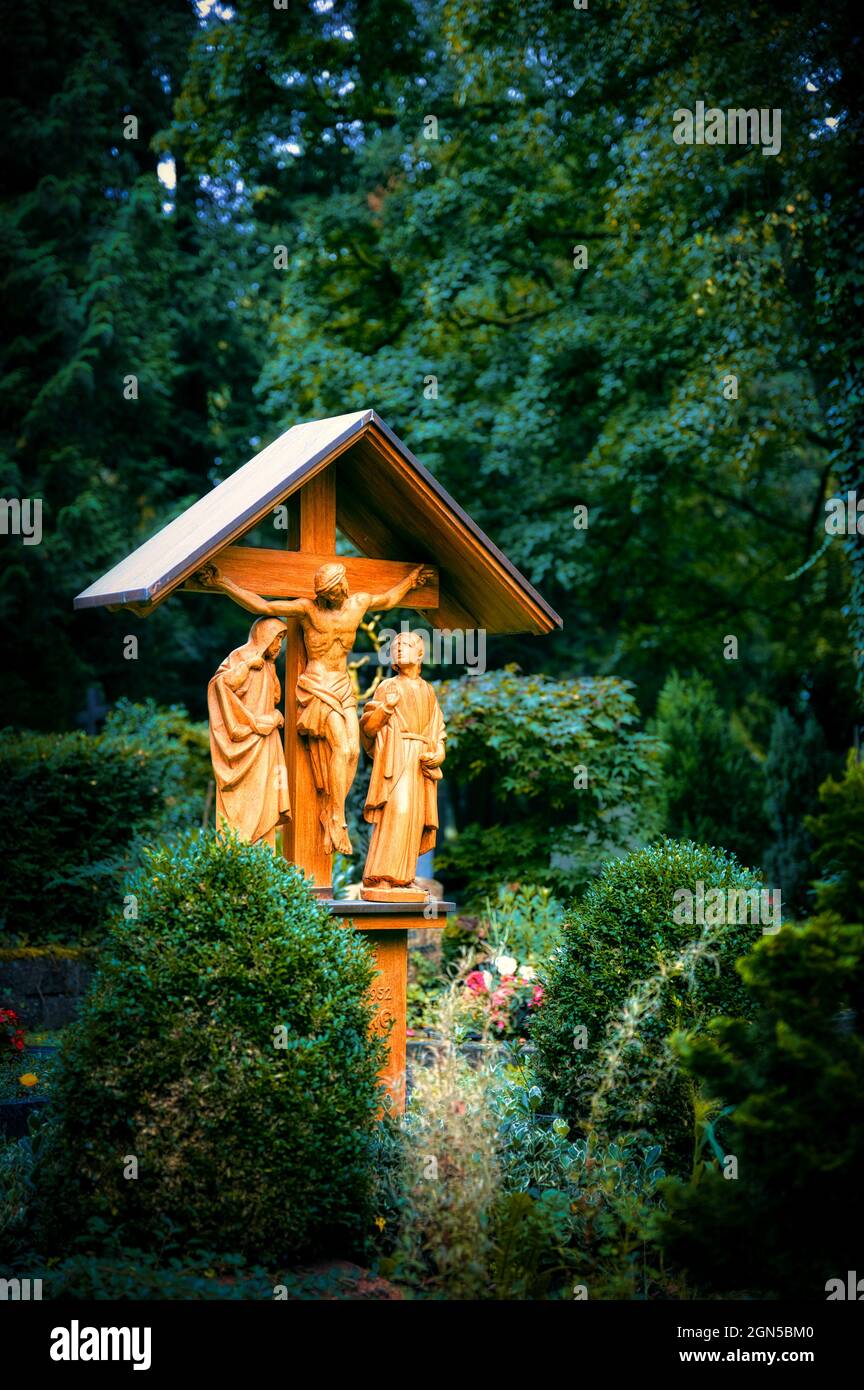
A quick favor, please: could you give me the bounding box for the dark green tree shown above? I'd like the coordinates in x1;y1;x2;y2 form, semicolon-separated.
173;0;860;732
3;0;860;743
806;751;864;921
657;914;864;1299
654;671;767;866
0;0;265;728
761;707;831;916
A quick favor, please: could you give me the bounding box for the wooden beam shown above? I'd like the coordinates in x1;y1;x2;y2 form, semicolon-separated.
424;590;481;632
184;545;440;608
300;470;336;552
364;929;408;1112
349;429;559;634
334;481;476;628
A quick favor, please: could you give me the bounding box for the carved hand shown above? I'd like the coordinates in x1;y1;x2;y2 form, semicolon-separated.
384;687;401;708
195;562;222;589
411;565;435;587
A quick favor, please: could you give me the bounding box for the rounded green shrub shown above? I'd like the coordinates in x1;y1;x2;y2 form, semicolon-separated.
530;839;767;1151
35;830;386;1260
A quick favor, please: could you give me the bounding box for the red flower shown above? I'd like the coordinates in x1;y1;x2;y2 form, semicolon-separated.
465;970;489;994
1;1008;26;1055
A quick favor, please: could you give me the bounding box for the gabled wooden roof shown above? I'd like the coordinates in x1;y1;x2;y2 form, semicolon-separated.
74;409;562;635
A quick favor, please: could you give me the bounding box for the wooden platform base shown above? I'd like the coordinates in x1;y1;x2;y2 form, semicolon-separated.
326;899;455;1111
360;884;428;903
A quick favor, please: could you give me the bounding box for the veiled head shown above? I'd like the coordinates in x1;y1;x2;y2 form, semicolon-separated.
249;616;287;659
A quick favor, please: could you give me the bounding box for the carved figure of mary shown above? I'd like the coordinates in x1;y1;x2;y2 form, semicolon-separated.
206;616;291;846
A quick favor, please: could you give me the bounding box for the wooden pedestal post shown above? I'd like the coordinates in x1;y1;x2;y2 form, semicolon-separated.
327;901;454;1111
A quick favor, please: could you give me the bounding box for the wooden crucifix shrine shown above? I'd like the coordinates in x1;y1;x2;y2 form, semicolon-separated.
75;410;562;1110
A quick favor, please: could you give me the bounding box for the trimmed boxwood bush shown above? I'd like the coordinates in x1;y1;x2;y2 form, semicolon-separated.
34;830;386;1261
530;839;766;1152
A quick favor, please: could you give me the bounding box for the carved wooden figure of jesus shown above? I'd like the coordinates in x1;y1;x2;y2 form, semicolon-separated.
359;630;446;902
196;560;433;856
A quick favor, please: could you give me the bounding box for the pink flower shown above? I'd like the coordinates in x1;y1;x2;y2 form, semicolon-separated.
465;970;489;994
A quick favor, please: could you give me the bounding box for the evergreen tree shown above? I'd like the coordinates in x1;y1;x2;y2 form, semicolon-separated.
654;672;767;867
0;0;264;727
762;708;831;916
806;750;864;922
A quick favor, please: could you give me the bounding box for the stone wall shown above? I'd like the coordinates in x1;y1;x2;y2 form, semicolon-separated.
0;950;94;1029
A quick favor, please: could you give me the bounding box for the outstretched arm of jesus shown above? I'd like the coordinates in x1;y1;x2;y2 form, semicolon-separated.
363;564;434;612
192;564;309;617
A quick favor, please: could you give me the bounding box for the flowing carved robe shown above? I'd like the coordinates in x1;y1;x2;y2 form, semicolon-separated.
207;618;291;844
361;676;445;886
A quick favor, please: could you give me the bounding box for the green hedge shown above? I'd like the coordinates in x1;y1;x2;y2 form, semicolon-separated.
34;830;386;1261
530;839;766;1155
0;701;210;946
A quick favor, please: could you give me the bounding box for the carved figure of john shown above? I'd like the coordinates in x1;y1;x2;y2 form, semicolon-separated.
360;629;446;901
196;559;433;855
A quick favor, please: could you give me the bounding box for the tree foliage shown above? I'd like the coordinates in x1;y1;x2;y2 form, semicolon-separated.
0;0;859;739
436;669;663;899
530;837;766;1163
806;750;864;922
654;671;767;867
0;700;210;945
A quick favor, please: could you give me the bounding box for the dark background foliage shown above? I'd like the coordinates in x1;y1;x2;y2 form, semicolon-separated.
0;0;860;747
0;701;210;945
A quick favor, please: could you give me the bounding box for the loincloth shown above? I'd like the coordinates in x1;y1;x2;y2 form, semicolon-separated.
296;670;357;740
